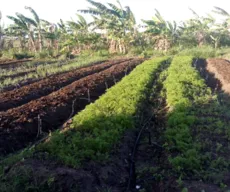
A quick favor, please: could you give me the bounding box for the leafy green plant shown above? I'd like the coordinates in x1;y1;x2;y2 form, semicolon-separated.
163;56;230;187
38;57;169;167
163;56;212;174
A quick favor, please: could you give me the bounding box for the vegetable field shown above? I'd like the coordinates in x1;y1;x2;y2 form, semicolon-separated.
1;55;230;192
2;0;230;191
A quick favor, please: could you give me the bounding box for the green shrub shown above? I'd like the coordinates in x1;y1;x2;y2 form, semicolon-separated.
128;47;143;55
95;49;110;57
13;52;34;59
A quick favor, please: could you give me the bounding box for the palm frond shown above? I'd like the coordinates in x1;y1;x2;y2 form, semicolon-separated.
76;14;87;26
7;15;28;30
213;6;230;17
189;8;200;18
25;6;40;23
86;0;108;12
78;9;101;15
16;13;37;27
154;9;165;23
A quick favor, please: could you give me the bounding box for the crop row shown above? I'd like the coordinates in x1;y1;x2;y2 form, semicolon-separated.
163;56;230;186
0;58;130;111
35;57;169;167
163;56;212;173
0;56;107;91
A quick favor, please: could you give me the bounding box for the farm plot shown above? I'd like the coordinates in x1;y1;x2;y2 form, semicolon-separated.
0;58;131;111
138;56;230;191
0;58;32;68
0;57;169;192
3;56;230;191
0;58;143;156
0;60;70;81
0;56;108;91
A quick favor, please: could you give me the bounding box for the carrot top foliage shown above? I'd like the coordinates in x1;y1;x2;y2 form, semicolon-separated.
38;57;169;167
163;56;230;187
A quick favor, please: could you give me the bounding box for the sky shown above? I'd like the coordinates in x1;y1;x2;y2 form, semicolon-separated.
1;0;230;26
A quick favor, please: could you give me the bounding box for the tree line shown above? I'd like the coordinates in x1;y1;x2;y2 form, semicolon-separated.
0;0;230;58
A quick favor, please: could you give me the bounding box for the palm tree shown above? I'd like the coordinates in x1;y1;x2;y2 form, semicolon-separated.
212;7;230;47
7;13;37;51
67;14;89;34
25;6;43;52
0;11;4;50
66;14;101;52
79;0;136;53
179;9;209;47
142;9;179;51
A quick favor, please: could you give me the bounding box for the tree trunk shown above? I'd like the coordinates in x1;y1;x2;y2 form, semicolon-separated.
29;32;36;52
109;39;116;53
38;29;43;52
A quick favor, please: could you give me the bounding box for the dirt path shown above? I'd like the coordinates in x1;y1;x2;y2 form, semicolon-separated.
0;58;143;156
0;58;131;111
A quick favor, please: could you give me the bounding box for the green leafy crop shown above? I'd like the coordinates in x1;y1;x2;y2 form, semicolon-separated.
38;57;169;167
163;56;212;173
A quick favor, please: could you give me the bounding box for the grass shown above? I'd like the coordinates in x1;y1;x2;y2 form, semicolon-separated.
175;46;227;58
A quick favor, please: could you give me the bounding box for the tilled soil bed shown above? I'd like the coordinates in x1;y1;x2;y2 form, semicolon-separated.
0;60;108;92
0;58;143;156
206;58;230;94
0;59;32;68
0;58;130;111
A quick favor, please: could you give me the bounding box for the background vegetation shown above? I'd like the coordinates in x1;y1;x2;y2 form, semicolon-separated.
1;1;230;59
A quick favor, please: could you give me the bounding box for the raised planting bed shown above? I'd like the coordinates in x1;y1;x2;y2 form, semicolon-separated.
161;56;230;191
0;59;32;68
0;58;143;155
0;57;108;92
0;57;169;192
0;58;131;111
206;58;230;94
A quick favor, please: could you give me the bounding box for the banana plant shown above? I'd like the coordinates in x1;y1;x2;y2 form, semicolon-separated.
142;9;179;51
79;0;136;53
179;9;216;47
211;7;230;48
67;14;89;34
0;11;4;50
25;6;43;52
67;14;100;52
7;13;37;51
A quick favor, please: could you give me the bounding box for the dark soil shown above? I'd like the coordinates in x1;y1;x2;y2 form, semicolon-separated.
0;60;107;82
0;125;138;192
205;58;230;94
194;58;222;91
0;58;143;156
180;58;230;191
0;70;36;81
0;59;32;68
0;58;131;111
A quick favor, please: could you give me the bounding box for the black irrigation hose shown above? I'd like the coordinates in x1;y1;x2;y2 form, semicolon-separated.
126;61;170;191
126;114;154;191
